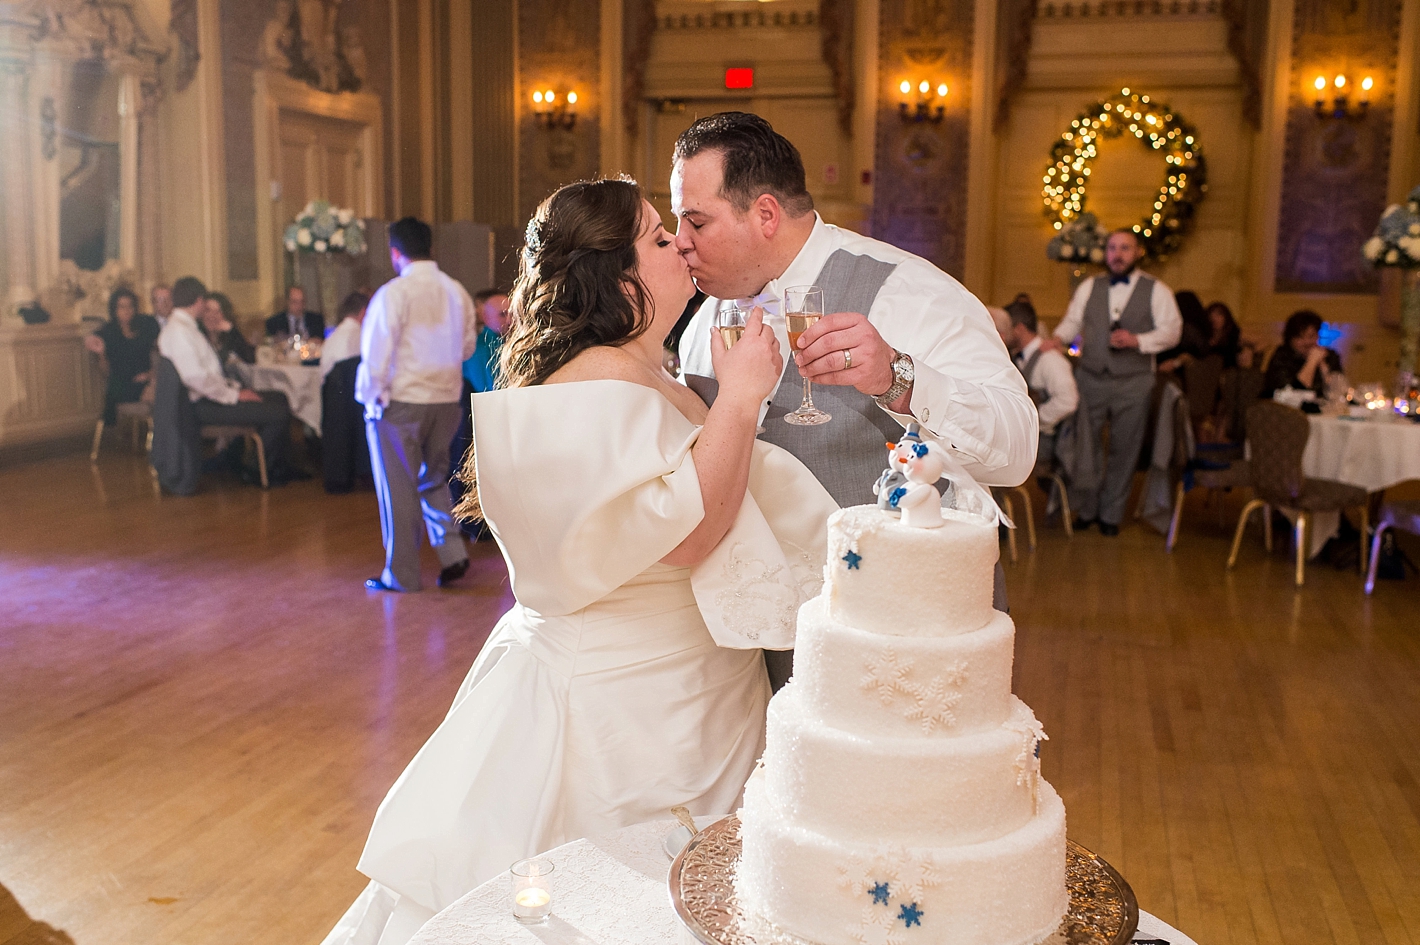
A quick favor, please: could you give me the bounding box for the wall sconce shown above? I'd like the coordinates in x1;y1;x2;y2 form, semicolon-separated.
898;80;947;124
531;88;577;130
1313;73;1372;120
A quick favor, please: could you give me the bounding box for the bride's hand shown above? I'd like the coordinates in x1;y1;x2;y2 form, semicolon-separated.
709;306;782;413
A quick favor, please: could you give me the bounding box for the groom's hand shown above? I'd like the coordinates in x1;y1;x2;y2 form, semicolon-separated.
794;312;896;398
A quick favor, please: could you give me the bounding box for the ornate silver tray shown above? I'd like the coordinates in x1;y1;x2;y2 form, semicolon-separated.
668;815;1138;945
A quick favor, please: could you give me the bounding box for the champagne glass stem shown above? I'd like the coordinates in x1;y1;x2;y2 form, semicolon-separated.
801;377;813;410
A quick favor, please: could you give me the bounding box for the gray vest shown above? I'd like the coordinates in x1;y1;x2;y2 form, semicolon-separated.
755;249;901;507
1080;274;1156;376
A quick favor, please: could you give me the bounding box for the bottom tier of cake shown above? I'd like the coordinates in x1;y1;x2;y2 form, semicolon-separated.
737;777;1069;945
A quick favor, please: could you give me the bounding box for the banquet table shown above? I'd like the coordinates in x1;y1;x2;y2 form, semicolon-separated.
1293;415;1420;555
408;818;1197;945
232;360;323;434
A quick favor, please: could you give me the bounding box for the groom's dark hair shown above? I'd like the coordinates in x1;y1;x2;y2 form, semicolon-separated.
674;112;814;218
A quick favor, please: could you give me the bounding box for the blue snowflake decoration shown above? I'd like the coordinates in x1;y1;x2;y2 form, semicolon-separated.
898;902;923;928
1034;739;1042;759
842;551;863;570
888;485;908;509
911;442;929;458
869;881;890;905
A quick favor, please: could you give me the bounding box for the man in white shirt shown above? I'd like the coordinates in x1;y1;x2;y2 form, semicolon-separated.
357;218;480;592
672;112;1035;686
320;290;369;381
1000;300;1079;482
156;276;295;481
1050;229;1181;535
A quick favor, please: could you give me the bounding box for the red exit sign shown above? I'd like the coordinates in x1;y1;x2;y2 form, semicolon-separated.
724;67;754;90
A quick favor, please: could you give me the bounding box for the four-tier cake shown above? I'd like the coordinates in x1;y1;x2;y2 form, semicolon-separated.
736;505;1068;945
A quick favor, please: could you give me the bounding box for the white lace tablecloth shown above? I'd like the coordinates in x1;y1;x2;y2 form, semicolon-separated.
1303;415;1420;493
232;361;323;434
408;818;1197;945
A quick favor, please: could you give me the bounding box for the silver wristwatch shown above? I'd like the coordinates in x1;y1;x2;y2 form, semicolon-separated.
874;350;914;407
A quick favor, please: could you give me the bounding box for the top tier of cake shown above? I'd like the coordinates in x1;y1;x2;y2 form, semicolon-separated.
827;505;998;638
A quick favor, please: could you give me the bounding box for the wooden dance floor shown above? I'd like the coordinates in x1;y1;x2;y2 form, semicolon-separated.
1;450;1418;945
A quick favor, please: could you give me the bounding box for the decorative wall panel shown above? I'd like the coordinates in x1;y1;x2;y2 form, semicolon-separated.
1273;0;1402;294
869;0;975;278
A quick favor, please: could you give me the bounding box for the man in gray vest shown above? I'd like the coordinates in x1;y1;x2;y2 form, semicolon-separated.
672;113;1037;689
1050;229;1181;536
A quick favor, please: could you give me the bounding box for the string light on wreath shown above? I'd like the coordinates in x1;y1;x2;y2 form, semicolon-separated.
1041;88;1208;261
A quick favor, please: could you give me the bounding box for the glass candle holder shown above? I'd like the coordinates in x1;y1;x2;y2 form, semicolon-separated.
510;857;555;924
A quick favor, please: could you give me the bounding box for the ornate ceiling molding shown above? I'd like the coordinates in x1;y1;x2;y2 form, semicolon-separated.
1036;0;1221;17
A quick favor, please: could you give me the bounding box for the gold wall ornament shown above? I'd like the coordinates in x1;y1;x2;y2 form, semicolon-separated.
1041;88;1208;262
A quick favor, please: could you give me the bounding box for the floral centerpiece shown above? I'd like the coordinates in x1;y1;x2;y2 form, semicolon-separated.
284;200;367;256
1046;211;1108;266
282;201;366;324
1363;185;1420;382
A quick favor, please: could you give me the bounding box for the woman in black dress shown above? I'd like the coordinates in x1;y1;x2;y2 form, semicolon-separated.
1262;309;1342;398
86;288;160;423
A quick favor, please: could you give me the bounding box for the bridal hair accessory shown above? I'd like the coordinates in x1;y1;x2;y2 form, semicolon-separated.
524;217;545;261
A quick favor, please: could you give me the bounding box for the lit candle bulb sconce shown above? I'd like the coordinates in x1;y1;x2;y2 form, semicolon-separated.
898;79;948;124
531;88;578;130
1312;73;1372;120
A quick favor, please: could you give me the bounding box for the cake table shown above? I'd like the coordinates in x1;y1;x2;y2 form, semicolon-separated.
405;818;1197;945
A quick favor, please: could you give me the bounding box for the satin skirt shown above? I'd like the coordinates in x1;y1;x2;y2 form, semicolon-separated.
321;564;770;945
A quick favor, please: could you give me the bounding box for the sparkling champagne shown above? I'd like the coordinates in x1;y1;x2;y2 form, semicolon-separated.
718;325;745;348
785;312;821;348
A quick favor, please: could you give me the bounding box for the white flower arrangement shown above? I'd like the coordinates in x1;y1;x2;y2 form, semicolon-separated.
283;200;367;256
1046;212;1108;265
1363;185;1420;269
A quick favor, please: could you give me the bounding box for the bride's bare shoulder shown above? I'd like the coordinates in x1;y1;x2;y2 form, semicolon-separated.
545;346;650;386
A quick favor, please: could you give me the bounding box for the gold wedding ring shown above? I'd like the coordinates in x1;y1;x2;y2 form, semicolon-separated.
843;348;853;370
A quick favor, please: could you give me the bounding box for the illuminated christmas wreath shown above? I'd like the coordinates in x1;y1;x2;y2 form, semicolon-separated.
1041;88;1207;261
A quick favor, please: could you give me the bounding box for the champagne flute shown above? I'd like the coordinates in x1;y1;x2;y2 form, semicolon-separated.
715;298;749;349
784;285;830;425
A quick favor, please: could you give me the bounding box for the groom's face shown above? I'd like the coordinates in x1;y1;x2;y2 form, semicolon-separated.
671;151;767;300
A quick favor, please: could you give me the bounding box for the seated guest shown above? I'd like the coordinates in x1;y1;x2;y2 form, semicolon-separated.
321;291;370;380
264;285;325;339
150;283;174;328
461;287;509;394
1262;309;1342;399
201;292;256;365
1205;301;1243;369
1158;290;1211;372
1001;300;1080;476
85;287;160;424
158;276;299;483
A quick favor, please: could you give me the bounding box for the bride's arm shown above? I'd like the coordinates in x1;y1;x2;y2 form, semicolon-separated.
663;309;782;567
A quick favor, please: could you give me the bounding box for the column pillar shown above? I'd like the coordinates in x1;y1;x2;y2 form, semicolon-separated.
0;60;36;315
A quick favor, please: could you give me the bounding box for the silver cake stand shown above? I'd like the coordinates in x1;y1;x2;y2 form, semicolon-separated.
668;815;1138;945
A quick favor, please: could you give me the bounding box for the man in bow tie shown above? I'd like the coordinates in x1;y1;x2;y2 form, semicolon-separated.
1049;229;1180;536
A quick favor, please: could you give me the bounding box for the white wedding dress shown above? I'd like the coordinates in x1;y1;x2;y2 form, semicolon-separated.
322;380;837;945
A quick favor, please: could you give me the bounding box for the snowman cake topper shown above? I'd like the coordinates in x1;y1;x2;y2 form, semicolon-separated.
874;423;1013;530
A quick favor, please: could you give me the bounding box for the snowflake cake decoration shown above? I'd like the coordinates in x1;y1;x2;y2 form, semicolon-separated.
837;846;939;943
1006;708;1050;811
861;652;970;731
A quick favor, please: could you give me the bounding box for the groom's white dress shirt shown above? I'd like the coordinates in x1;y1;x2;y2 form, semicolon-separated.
157;306;241;404
679;215;1038;486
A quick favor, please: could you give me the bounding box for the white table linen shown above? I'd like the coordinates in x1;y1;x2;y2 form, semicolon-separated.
1303;415;1420;492
408;818;1197;945
232;361;323;434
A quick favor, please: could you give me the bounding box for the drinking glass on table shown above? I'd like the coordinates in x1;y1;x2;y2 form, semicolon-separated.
783;285;830;425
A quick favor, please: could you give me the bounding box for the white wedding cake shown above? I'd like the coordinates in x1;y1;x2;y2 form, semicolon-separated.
737;505;1068;945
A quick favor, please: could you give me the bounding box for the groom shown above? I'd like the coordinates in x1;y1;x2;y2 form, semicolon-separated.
673;113;1037;689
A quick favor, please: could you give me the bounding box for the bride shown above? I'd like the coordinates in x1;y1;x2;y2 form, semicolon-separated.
322;177;837;945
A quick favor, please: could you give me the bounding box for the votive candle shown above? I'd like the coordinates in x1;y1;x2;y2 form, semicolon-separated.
510;857;555;924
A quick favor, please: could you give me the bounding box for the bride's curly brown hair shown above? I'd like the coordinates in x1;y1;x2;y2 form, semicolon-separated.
455;176;654;522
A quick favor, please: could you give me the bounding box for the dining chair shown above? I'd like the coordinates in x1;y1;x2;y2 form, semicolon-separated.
90;401;153;463
1365;501;1420;594
998;486;1036;564
1164;394;1249;552
1227;401;1369;587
